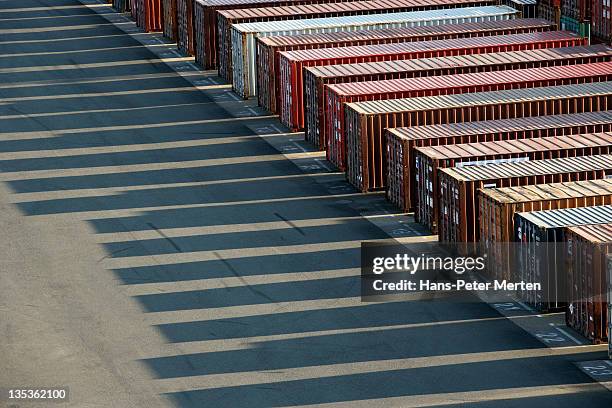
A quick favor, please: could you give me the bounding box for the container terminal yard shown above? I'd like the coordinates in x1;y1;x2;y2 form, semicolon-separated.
1;0;612;407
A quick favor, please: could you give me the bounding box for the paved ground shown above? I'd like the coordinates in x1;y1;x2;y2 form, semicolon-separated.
1;1;612;407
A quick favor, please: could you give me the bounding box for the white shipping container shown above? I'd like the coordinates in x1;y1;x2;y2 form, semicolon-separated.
230;5;518;99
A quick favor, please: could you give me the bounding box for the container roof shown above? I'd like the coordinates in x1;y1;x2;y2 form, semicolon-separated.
480;179;612;204
306;44;611;79
232;5;516;34
347;81;612;115
515;205;612;229
415;133;612;160
440;154;612;182
387;110;612;141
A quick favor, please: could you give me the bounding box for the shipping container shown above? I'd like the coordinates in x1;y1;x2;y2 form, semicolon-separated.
501;0;537;18
113;0;130;12
224;3;508;93
418;133;612;235
438;155;612;246
560;0;590;39
514;207;612;313
136;0;163;32
280;30;581;132
192;0;357;70
344;81;612;194
539;0;561;27
131;0;138;20
592;0;612;42
307;44;611;151
177;0;195;55
326;60;611;174
258;18;554;114
387;111;612;215
565;222;612;344
481;179;612;286
163;0;178;40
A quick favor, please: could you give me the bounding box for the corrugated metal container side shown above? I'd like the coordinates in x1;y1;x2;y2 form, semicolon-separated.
437;154;612;245
481;179;612;285
387;110;612;214
538;0;561;27
307;44;612;151
136;0;163;32
258;18;555;115
565;223;612;343
163;0;178;40
226;3;509;97
218;2;502;84
501;0;537;18
416;132;612;234
344;81;612;194
280;30;581;132
113;0;130;12
177;0;195;55
131;0;138;20
514;207;612;313
592;0;612;42
192;0;357;71
325;61;612;174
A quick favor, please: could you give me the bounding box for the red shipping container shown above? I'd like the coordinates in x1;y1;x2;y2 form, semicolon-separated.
343;82;612;194
279;30;585;132
136;0;163;32
217;0;497;82
177;0;195;56
163;0;178;40
325;61;612;174
386;110;612;214
257;18;554;115
592;0;612;42
307;24;605;151
415;132;612;235
566;223;612;344
438;155;612;244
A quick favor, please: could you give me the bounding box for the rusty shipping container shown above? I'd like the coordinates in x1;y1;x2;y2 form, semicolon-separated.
437;154;612;245
136;0;163;32
565;222;612;344
257;18;554;115
481;179;612;288
417;133;612;234
131;0;138;20
177;0;195;55
307;39;610;152
592;0;612;42
113;0;131;12
219;2;503;86
326;61;612;174
344;81;612;194
163;0;178;40
387;111;612;214
501;0;537;18
514;207;612;314
192;0;357;70
280;30;583;132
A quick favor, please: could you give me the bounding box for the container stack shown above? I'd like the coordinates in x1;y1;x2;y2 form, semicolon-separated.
108;0;612;349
